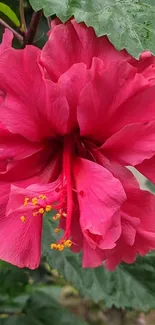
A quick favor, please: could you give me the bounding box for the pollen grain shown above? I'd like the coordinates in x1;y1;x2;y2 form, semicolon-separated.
45;205;52;212
20;216;26;223
24;197;29;206
54;228;60;233
53;213;61;221
32;197;38;206
39;194;47;199
50;239;72;251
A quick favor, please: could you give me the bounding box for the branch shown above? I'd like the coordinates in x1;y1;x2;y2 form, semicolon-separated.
25;10;42;45
47;17;51;28
0;18;23;43
19;0;27;33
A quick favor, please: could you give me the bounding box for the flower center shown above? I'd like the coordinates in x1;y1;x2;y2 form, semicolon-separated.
20;133;88;252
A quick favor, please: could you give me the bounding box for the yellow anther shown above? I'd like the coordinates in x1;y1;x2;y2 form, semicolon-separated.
53;213;61;221
45;205;52;212
32;197;38;206
20;216;26;223
50;243;64;251
57;244;64;251
50;240;71;251
50;243;57;249
39;194;47;199
63;240;72;248
59;209;67;217
38;208;45;215
33;212;38;217
56;213;61;219
24;197;29;206
54;228;60;233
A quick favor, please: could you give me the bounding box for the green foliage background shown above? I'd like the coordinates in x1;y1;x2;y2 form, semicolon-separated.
1;1;155;324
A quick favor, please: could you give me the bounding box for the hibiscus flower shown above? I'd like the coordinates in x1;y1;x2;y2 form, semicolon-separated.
0;19;155;270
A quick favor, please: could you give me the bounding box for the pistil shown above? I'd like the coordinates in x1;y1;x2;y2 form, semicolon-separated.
62;135;74;238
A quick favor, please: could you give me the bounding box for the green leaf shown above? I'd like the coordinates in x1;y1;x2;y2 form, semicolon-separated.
42;214;155;311
0;261;29;297
29;0;155;58
2;290;88;325
0;3;20;27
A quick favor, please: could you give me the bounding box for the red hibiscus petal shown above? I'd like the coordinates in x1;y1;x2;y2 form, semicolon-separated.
105;188;155;270
57;59;106;132
40;19;130;82
78;60;151;143
0;178;61;269
132;51;155;85
136;155;155;184
57;63;89;131
73;158;126;250
0;127;44;173
0;207;42;269
102;121;155;166
0;29;13;54
0;46;69;140
91;149;139;192
82;239;105;268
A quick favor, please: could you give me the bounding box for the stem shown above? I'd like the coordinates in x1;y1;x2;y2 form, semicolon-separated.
25;10;42;45
0;18;23;43
19;0;27;32
47;17;51;28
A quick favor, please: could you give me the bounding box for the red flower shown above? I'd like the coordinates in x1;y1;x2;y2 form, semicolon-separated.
0;20;155;269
